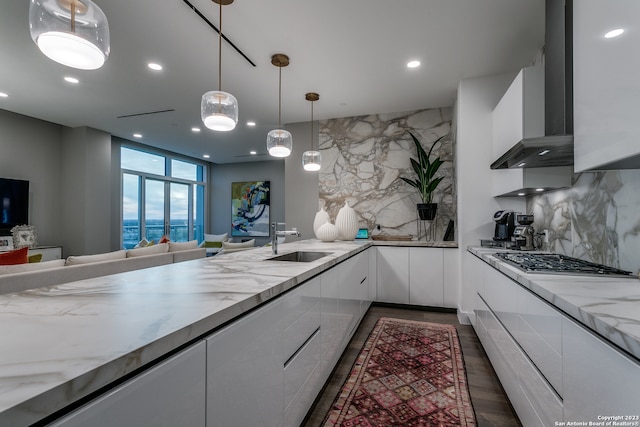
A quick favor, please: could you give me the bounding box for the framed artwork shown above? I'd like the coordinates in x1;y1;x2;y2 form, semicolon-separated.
0;236;13;251
11;224;37;249
231;181;270;237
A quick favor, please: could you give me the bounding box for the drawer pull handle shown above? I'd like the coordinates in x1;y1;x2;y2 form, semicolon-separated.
284;326;321;368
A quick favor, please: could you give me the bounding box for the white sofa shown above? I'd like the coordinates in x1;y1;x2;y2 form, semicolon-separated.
0;242;205;295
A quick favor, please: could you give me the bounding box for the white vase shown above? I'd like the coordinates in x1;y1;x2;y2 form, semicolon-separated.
313;207;331;237
316;221;339;242
335;201;359;240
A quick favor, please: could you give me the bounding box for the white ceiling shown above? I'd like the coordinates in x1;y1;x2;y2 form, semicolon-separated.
0;0;544;164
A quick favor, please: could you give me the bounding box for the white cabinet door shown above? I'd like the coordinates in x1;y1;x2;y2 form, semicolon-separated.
574;0;640;171
338;251;368;341
367;247;377;303
563;318;640;419
51;342;206;427
409;248;444;306
376;247;409;304
442;249;458;308
320;265;340;380
206;300;284;427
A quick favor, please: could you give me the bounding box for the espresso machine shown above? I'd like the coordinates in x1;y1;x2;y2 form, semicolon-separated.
512;214;535;250
492;210;515;241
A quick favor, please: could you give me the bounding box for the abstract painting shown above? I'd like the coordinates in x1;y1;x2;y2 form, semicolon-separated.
231;181;270;237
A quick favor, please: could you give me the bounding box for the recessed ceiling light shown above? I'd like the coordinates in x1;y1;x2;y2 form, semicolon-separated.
64;76;79;84
536;188;544;192
250;151;257;155
518;162;526;167
133;133;142;138
518;193;526;196
605;28;624;38
0;92;8;98
203;154;210;159
407;60;420;68
538;149;550;156
192;127;201;132
247;121;256;127
148;62;163;71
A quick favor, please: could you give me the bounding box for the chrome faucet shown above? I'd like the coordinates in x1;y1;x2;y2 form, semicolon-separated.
271;222;301;255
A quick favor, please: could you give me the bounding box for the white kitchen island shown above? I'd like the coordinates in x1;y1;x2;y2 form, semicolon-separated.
0;240;375;426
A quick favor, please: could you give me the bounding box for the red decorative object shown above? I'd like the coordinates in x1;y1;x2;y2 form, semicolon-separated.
323;317;477;427
159;235;171;243
0;247;29;265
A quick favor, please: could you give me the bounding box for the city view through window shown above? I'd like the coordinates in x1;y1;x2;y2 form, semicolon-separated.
121;147;205;249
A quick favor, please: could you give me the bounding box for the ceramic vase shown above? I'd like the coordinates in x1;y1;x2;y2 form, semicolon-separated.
335;201;359;240
313;207;331;236
316;221;339;242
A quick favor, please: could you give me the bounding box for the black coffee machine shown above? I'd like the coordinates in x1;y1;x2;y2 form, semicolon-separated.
493;210;515;241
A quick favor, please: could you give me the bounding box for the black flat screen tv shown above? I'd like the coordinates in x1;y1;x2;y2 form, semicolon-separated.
0;178;29;235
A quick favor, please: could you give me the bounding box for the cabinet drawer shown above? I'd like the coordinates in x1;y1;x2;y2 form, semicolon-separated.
518;346;563;427
284;301;321;361
483;267;519;334
284;328;321;410
284;362;323;427
283;276;321;329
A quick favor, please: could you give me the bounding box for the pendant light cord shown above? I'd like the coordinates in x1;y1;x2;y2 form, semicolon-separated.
70;0;76;32
278;66;282;128
218;0;222;91
310;100;314;150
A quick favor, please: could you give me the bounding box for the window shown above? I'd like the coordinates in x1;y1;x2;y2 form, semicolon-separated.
121;147;206;249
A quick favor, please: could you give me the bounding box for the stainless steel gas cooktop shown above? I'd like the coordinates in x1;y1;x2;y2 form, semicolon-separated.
493;252;636;278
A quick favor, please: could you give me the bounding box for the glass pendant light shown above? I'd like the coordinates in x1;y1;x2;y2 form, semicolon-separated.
29;0;110;70
201;0;238;132
267;54;292;158
302;92;321;171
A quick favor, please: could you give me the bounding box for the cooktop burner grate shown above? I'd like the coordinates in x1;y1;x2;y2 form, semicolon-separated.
493;253;636;278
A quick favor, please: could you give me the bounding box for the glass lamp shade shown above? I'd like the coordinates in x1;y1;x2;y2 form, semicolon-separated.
29;0;110;70
201;90;238;131
302;150;321;171
267;129;293;157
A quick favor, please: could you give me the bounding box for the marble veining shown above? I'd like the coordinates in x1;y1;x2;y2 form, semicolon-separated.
318;108;456;242
528;169;640;273
0;240;370;426
468;246;640;362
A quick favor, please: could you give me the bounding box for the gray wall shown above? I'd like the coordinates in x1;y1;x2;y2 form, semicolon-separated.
0;109;63;246
210;160;285;247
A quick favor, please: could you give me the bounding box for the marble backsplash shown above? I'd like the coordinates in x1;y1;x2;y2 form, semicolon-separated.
528;169;640;273
318;108;455;241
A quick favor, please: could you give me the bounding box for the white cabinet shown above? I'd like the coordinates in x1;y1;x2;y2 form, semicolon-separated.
206;299;284;427
574;0;640;171
338;250;369;342
51;342;206;427
409;247;444;306
376;247;409;304
320;265;340;379
563;318;640;418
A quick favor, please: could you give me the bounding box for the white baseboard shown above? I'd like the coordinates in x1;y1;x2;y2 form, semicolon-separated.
457;309;474;326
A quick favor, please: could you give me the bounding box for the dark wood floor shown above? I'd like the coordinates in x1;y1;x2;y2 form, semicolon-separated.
302;305;522;427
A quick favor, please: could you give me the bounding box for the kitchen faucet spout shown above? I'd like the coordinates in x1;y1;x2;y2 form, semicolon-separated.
271;222;301;255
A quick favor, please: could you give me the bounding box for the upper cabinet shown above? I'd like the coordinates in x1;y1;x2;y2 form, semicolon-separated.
491;65;572;197
574;0;640;171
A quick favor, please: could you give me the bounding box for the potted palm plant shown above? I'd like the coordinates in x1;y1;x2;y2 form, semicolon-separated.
399;131;445;220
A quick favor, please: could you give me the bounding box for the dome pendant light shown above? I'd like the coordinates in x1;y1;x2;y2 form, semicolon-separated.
201;0;238;132
29;0;110;70
267;54;293;158
302;92;321;171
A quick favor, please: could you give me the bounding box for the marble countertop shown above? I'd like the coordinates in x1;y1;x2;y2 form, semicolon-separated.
468;246;640;362
0;240;371;426
369;240;458;248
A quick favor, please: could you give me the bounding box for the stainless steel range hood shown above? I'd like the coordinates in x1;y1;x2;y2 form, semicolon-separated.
491;0;573;170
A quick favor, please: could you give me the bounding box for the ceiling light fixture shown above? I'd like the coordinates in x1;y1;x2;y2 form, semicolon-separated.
407;60;420;68
250;150;257;155
0;92;8;98
518;192;525;196
29;0;110;70
64;76;79;84
267;54;292;158
203;154;210;159
192;127;201;132
538;149;550;156
201;0;238;132
605;28;624;39
302;92;321;171
247;121;256;127
148;62;163;71
518;162;526;167
133;133;142;138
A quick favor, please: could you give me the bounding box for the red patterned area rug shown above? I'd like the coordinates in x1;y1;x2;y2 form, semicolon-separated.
322;317;477;427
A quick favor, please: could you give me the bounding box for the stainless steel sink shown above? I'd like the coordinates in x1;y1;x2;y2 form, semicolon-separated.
266;251;332;262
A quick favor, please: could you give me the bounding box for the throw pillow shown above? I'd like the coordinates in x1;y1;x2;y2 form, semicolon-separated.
0;247;29;265
220;239;256;253
65;250;127;266
28;253;43;263
168;240;198;252
134;238;150;248
159;235;171;244
204;232;228;242
126;242;169;257
204;241;223;248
